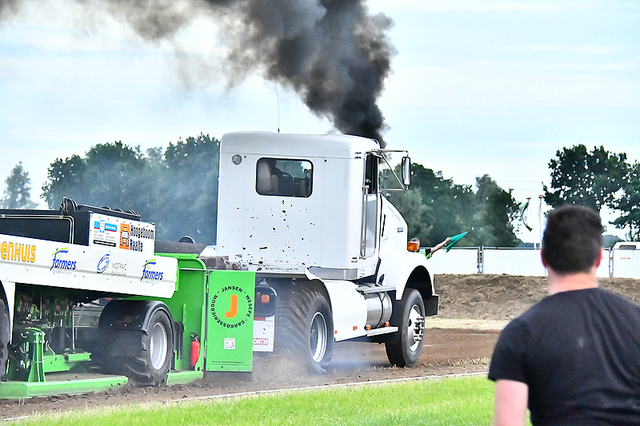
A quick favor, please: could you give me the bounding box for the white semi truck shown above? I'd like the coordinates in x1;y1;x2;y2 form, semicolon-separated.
214;132;438;372
0;131;438;397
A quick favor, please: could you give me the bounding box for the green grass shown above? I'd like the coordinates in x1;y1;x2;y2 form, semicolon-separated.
12;375;495;426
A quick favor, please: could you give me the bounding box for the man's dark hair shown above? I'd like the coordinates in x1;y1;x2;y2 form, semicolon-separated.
542;204;603;274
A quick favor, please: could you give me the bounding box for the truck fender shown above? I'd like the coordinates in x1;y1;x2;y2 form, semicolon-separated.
0;280;15;342
98;300;174;333
300;271;368;341
378;252;438;316
322;280;368;341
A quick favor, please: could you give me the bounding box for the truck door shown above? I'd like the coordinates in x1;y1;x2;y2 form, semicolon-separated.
361;153;380;259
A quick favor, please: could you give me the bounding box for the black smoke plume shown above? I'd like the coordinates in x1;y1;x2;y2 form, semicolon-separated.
1;0;395;145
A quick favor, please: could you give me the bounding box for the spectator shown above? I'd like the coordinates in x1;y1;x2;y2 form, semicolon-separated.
489;204;640;425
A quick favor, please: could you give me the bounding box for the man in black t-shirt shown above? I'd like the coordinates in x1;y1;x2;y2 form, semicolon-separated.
488;205;640;426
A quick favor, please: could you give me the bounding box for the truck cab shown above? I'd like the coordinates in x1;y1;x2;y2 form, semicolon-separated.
217;132;415;277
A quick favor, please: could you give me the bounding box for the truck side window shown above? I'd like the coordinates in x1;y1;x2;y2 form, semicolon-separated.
256;158;313;197
364;154;378;194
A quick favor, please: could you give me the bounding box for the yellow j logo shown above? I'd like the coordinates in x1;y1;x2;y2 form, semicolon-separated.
225;294;238;319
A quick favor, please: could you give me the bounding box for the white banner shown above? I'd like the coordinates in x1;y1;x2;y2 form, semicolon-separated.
0;234;176;298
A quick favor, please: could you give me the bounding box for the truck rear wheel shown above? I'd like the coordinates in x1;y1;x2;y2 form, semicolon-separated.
385;288;425;367
0;298;9;381
276;285;334;374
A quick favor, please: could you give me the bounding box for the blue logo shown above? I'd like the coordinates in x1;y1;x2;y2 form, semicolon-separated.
141;259;164;282
94;220;117;233
51;248;77;272
97;254;110;273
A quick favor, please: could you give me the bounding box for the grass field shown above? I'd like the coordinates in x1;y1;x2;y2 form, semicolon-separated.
11;375;497;425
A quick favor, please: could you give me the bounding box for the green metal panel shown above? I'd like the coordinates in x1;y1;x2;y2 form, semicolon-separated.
206;270;255;372
155;253;208;373
44;352;92;374
0;376;128;400
166;370;204;386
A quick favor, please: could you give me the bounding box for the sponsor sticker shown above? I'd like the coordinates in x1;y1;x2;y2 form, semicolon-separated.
97;254;110;273
141;259;164;282
210;285;254;329
51;248;77;274
1;240;36;263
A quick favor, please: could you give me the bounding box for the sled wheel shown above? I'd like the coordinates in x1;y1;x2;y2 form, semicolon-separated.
101;303;174;386
0;298;9;381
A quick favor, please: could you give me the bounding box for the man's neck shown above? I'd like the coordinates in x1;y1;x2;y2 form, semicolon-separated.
547;269;598;295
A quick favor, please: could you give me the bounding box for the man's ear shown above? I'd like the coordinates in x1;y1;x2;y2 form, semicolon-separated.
594;247;603;268
540;249;548;268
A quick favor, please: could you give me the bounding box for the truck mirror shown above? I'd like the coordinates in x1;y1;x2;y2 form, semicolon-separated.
402;156;411;187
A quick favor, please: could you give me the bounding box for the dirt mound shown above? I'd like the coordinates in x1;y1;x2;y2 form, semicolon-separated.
436;274;640;321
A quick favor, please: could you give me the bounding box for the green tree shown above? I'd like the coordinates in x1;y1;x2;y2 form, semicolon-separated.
42;142;145;211
389;164;521;248
611;161;640;241
387;187;433;245
41;135;221;243
1;162;38;209
388;164;469;246
544;145;628;212
410;164;475;246
41;154;87;208
471;175;521;247
154;134;220;243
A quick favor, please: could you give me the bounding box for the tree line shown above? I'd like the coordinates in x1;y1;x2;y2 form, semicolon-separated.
1;139;639;244
543;145;640;241
2;134;220;243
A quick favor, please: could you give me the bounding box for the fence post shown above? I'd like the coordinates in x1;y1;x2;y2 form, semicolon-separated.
478;247;484;274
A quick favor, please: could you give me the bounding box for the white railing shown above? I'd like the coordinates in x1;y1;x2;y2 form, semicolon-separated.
426;247;640;279
611;249;640;278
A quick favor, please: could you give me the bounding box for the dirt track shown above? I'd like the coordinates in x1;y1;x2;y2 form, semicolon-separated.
3;274;639;420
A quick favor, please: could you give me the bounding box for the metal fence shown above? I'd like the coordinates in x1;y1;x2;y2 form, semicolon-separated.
427;247;640;279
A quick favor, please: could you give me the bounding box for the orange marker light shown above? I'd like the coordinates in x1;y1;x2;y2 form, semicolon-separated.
261;294;270;304
407;238;420;252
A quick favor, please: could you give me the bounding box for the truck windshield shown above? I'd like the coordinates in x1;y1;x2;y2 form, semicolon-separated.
256;158;313;197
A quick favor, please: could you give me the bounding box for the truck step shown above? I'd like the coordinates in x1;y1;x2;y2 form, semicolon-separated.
365;326;398;337
356;284;396;294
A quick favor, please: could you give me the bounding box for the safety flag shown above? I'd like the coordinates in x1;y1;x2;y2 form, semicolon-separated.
445;232;468;252
520;199;532;232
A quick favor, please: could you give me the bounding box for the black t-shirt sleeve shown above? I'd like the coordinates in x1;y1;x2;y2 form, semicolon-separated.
488;319;529;384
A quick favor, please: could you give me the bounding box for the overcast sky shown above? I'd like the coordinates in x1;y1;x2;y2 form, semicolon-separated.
1;0;639;242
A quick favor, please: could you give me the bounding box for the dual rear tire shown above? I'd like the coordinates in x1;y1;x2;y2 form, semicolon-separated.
275;284;334;374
